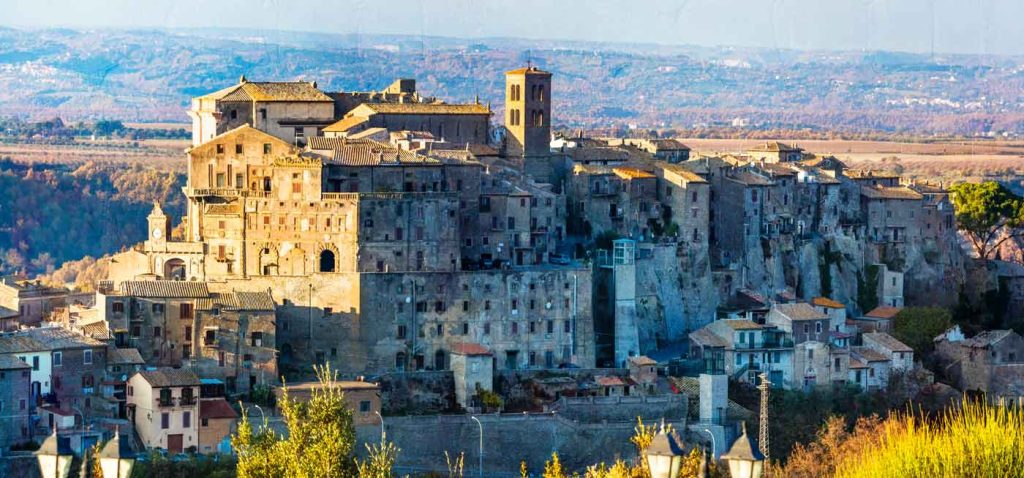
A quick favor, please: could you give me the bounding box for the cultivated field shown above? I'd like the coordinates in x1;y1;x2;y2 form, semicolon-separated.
0;139;188;171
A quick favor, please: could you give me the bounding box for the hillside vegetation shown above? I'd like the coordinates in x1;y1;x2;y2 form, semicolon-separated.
0;158;184;278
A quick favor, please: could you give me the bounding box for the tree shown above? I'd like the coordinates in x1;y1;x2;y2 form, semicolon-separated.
890;307;953;355
543;452;568;478
232;364;357;478
949;181;1024;261
356;436;399;478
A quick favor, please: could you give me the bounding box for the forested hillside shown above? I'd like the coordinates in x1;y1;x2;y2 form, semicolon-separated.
0;158;184;277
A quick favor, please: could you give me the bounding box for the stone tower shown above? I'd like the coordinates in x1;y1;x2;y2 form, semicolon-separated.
609;239;639;367
504;66;552;158
147;202;169;246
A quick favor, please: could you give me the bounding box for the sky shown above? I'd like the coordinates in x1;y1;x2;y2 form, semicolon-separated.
3;0;1023;56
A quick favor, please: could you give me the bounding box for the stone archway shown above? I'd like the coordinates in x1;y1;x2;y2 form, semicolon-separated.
259;244;279;276
315;243;340;273
163;258;186;281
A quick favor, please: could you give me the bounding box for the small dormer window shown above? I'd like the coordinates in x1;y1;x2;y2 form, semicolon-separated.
216;144;225;155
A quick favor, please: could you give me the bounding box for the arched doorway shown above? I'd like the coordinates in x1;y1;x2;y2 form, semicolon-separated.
163;259;186;281
319;249;336;273
259;247;279;276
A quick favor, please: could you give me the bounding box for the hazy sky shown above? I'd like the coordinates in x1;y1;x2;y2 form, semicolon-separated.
4;0;1023;55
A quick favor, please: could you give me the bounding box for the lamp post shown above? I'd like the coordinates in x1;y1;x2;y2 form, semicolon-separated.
35;428;73;478
98;428;136;478
644;428;685;478
375;410;385;440
702;428;717;458
721;423;765;478
469;416;482;478
253;405;267;429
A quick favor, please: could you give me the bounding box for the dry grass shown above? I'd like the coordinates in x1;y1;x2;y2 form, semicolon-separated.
0;141;186;171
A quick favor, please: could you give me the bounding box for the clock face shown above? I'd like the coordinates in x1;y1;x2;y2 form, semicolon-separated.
152;228;163;239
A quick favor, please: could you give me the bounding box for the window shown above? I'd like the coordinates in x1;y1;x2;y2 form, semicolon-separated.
161;412;170;429
83;350;93;365
462;322;469;335
202;418;209;427
31;356;39;371
484;300;491;311
251;332;264;347
183;411;191;428
218;351;225;367
436;324;444;337
152;303;164;314
803;323;809;334
180;304;194;320
263;143;272;154
235;144;242;154
112;302;124;313
564;321;571;333
53;352;62;367
511;322;519;334
529;321;536;334
815;322;822;334
216;144;225;154
484;323;491;335
154;326;161;338
359;400;371;413
547;320;554;334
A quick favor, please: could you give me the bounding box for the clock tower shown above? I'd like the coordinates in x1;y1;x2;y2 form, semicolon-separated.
147;202;170;246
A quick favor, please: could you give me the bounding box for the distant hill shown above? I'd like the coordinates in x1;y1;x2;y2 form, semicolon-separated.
2;27;1024;135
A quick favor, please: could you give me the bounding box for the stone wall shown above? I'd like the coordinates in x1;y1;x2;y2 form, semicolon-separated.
550;394;686;423
378;370;455;414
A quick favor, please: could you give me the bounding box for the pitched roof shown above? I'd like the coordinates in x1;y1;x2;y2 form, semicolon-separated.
570;146;631;163
121;281;210;299
865;306;902;319
773;302;827;321
749;141;802;153
658;163;707;183
0;355;30;369
629;355;657;366
506;66;552;76
199;80;332;102
135;368;201;388
852;346;890;363
613;167;656;180
962;330;1016;348
0;327;105;353
200;398;239;420
307;137;440;166
690;328;729;348
233;291;276;311
864;332;913;353
595;375;626;387
108;348;145;365
352;102;491;116
848;357;869;369
860;186;924;201
727;170;773;186
323;116;368;133
719;319;763;330
450;342;492;356
812;297;845;309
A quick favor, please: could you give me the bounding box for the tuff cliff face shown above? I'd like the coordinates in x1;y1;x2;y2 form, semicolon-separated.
631;226;966;349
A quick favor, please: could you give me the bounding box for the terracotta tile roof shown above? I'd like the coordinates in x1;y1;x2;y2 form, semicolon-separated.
719;319;763;330
0;327;104;353
852;346;889;363
848;357;869;369
647;139;690;151
773;302;827;321
755;162;797;176
199;80;332;102
690;328;729;348
865;306;902;319
860;186;923;200
629;356;657;366
506;66;552;76
595;375;626;387
233;291;276;311
353;102;490;115
108;348;145;365
727;171;773;186
308;138;440;166
658;164;708;183
748;141;802;153
812;297;845;309
613;167;656;180
572;163;614;175
200;398;239;420
323;116;368;133
121;280;210;299
450;342;492;356
0;355;30;369
135;368;201;388
864;332;913;353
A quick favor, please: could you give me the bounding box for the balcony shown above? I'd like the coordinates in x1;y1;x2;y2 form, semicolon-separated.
180;396;197;406
158;398;175;408
183;187;271;198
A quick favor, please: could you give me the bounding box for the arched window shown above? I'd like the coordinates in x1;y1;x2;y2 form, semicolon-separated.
319;249;336;273
537;111;544;127
538;85;545;101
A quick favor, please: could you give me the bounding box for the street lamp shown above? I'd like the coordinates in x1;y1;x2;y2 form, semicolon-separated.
644;429;685;478
98;428;136;478
702;428;717;457
470;416;483;478
721;423;765;478
375;410;385;440
35;428;73;478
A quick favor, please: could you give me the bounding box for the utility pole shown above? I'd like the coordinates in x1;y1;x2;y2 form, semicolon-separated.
758;372;770;473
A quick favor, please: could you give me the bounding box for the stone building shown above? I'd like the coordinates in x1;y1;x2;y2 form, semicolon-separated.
96;281;278;394
0;276;71;329
745;141;804;163
339;102;491;146
611;138;691;163
689;319;794;388
281;380;381;427
198;397;237;455
934;329;1024;400
449;342;494;409
862;332;914;372
766;302;829;344
860;185;924;244
0;355;31;450
127;368;201;454
187;77;335;147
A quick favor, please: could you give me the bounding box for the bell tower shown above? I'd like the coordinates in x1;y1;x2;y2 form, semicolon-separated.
504;66;552;158
147;202;170;246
